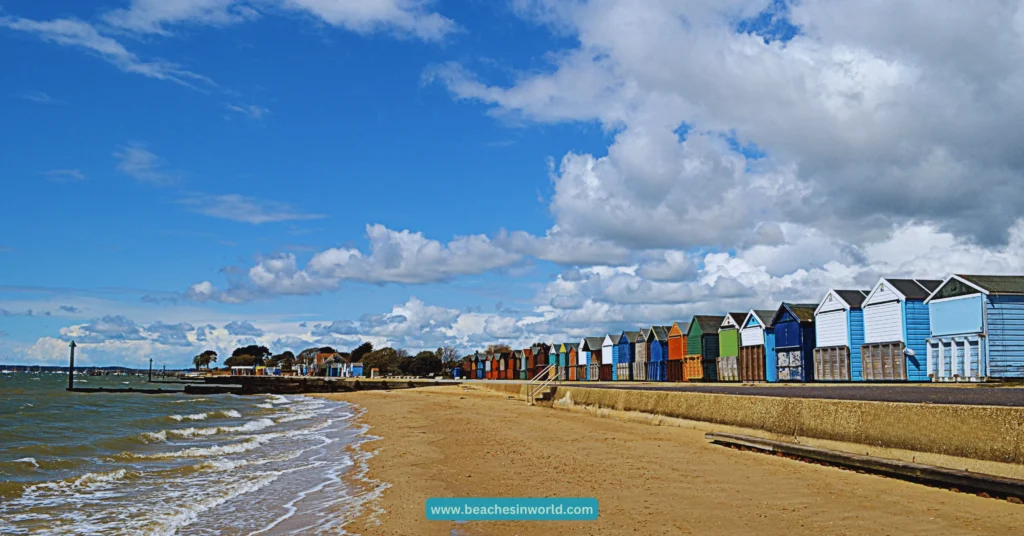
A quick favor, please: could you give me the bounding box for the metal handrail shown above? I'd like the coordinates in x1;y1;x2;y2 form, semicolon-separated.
525;364;557;406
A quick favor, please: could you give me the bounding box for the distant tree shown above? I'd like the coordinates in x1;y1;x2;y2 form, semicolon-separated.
436;346;459;375
269;350;295;369
410;351;443;376
232;345;271;360
318;346;337;354
361;347;402;376
351;342;373;363
192;350;218;371
486;344;512;355
224;354;256;367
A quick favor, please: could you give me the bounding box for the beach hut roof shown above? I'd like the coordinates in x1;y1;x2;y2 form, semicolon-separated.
722;312;746;329
693;315;726;333
629;331;644;343
924;274;1024;303
639;327;653;341
835;289;870;308
771;303;817;325
583;336;605;350
651;325;670;341
668;321;690;336
565;342;579;350
743;309;777;329
514;349;525;358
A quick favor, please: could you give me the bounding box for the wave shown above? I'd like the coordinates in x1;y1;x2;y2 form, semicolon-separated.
142;430;167;442
220;409;242;418
256;403;274;409
142;433;284;459
171;397;210;404
268;395;291;405
169;413;208;422
13;457;39;468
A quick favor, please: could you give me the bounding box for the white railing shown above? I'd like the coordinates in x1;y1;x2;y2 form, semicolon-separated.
525;365;557;406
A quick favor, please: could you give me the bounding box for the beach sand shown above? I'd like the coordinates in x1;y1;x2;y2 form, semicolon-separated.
318;385;1024;535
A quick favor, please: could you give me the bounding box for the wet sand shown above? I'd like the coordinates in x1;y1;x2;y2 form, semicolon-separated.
317;385;1024;535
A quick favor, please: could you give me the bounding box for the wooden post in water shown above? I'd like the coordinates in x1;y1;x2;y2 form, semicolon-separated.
67;340;77;391
148;358;153;382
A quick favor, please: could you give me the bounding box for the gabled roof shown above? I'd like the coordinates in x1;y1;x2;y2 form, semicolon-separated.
771;303;817;325
814;289;870;315
639;327;653;341
602;334;616;346
959;275;1024;295
583;337;604;350
721;312;746;330
564;342;579;351
514;349;525;358
866;278;943;303
689;315;726;335
619;330;640;343
924;274;1024;303
742;309;777;329
668;321;690;337
651;325;670;341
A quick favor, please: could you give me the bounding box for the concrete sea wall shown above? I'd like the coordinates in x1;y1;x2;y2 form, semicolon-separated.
481;384;1024;466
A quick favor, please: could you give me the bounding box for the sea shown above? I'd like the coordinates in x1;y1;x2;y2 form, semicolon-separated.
0;372;383;535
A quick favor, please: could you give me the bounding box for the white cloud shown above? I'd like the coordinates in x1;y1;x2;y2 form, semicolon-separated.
225;103;270;119
432;0;1024;249
102;0;456;41
178;193;325;224
43;169;86;182
114;142;181;186
0;16;212;87
21;91;65;105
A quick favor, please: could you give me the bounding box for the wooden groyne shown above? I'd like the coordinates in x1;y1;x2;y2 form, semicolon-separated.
194;376;458;395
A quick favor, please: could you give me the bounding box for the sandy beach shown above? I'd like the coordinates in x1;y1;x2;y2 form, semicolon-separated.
319;385;1024;535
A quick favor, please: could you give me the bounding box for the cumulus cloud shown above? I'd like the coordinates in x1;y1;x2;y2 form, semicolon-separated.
433;0;1024;249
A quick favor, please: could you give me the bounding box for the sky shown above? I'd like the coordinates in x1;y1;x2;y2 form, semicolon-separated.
2;0;1024;368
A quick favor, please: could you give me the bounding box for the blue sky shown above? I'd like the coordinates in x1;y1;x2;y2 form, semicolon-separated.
3;0;1023;367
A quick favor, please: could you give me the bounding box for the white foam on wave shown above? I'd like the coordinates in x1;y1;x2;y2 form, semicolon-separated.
257;403;274;409
171;397;210;404
143;432;284;459
268;395;291;405
142;430;168;442
220;409;242;418
169;413;208;422
14;457;39;468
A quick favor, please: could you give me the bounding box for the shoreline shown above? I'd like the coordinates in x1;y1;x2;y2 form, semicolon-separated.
317;385;1024;535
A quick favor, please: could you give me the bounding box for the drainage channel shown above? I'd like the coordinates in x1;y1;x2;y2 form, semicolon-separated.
705;432;1024;504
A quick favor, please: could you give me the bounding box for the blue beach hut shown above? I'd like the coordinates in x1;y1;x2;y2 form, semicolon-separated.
861;278;941;381
813;289;869;381
616;331;639;380
771;303;817;382
647;326;670;381
925;275;1024;381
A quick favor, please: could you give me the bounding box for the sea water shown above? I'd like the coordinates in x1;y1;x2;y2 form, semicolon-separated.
0;373;381;534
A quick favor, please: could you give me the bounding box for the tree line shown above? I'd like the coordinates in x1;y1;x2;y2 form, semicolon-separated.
192;342;464;378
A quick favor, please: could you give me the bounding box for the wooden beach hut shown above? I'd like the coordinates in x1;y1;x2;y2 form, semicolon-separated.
666;321;689;382
861;278;941;381
633;329;651;381
617;331;639;381
925;275;1024;381
565;342;580;380
813;289;869;381
739;310;776;382
514;349;527;380
685;316;726;381
531;343;552;379
523;348;535;379
577;337;590;380
717;313;747;382
647;326;670;382
583;337;604;381
602;335;617;381
771;303;817;382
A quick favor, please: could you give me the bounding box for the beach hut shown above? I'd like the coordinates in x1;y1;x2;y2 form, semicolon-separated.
602;335;617;380
565;342;580;380
514;349;526;380
476;352;485;379
577;338;590;380
925;275;1024;381
633;329;651;381
685;316;725;381
616;331;639;380
583;337;604;381
523;348;535;379
484;353;493;379
771;303;817;382
531;343;552;379
739;310;776;382
647;326;670;381
813;289;869;381
666;321;689;382
861;278;941;381
717;313;747;382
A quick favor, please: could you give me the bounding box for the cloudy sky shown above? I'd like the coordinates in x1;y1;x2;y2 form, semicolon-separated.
3;0;1024;368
